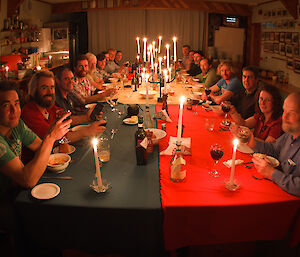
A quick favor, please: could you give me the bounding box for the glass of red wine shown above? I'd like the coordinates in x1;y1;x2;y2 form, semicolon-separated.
192;99;200;115
209;144;224;177
221;101;231;119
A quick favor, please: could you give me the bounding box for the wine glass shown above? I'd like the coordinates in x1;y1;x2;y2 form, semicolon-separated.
192;99;199;115
209;144;224;177
56;109;71;145
221;101;231;119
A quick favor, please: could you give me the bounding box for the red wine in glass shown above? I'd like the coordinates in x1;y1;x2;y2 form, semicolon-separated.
209;144;224;177
221;102;231;120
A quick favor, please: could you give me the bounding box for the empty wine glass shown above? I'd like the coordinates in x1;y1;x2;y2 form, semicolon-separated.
209;144;224;177
192;99;199;115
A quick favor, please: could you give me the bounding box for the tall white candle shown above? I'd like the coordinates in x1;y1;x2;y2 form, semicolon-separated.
168;67;172;82
147;50;150;63
177;96;185;142
173;37;177;62
92;138;102;188
154;62;158;74
158;36;162;53
137;55;140;63
136;37;140;54
145;73;150;106
143;38;147;62
150;45;154;70
166;44;170;69
5;66;9;79
230;139;239;184
158;57;162;74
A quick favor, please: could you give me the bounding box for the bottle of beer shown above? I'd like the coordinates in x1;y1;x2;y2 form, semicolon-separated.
135;117;148;165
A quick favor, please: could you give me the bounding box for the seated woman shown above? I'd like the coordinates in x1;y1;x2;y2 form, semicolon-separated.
229;84;283;143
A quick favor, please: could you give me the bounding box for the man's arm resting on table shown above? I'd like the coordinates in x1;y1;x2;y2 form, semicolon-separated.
211;90;233;105
0;135;56;188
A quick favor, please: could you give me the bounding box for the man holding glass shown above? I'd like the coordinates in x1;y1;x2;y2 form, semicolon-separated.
248;92;300;197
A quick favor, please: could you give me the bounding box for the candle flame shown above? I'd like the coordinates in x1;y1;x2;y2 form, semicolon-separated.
166;44;169;48
5;66;9;71
233;139;239;146
92;138;98;148
159;36;162;39
180;96;186;104
143;37;147;42
36;66;41;71
173;37;177;41
137;37;139;40
49;55;52;60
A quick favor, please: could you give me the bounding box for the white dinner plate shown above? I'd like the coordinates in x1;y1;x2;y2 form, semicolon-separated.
253;153;280;167
123;118;138;125
237;144;254;154
53;145;76;154
71;125;89;132
31;183;60;200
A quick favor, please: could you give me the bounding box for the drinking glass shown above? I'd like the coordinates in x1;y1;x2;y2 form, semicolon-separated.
56;109;71;145
209;144;224;177
221;101;231;119
192;99;199;115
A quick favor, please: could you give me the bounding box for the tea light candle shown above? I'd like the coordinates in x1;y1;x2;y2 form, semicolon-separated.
92;138;102;188
229;139;239;184
177;96;186;142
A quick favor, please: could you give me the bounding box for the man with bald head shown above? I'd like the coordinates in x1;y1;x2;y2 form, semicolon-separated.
248;92;300;196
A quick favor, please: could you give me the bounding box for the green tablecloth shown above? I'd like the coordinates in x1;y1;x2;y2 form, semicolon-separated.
15;104;163;257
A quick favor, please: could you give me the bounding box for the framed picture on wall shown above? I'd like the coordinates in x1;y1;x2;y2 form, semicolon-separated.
279;43;286;55
286;44;293;57
269;32;275;41
293;45;300;59
292;33;299;44
273;43;279;53
294;60;300;73
287;59;294;70
280;32;285;42
262;32;266;41
285;32;292;43
275;32;280;42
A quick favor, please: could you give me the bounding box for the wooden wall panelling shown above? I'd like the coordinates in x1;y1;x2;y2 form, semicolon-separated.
245;15;261;66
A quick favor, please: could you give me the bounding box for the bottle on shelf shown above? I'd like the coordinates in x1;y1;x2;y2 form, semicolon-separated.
169;141;186;182
135;116;148;165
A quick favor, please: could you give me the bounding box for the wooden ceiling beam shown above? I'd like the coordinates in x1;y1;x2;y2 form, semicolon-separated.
280;0;298;20
52;0;251;16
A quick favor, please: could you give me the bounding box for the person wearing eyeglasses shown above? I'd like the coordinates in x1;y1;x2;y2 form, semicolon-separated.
229;84;283;143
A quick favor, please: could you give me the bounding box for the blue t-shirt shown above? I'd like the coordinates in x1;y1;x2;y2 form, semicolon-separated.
216;76;242;94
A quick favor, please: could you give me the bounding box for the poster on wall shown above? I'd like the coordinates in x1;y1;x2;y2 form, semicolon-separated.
287;59;293;70
285;32;292;43
293;45;300;59
280;32;285;42
292;32;299;44
273;43;279;53
294;60;300;73
275;32;280;42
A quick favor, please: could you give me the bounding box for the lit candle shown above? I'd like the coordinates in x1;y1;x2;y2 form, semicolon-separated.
36;66;41;71
229;139;239;184
158;57;162;74
5;66;9;79
145;73;150;106
158;36;162;53
173;37;177;62
168;67;172;82
166;44;170;69
92;138;102;188
154;62;158;74
143;38;147;62
136;37;140;54
49;55;52;62
177;96;186;142
137;55;140;63
150;44;154;70
147;50;150;63
163;69;168;83
152;41;156;58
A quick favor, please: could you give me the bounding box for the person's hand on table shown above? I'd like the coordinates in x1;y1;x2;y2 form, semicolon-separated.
252;156;275;180
85;120;107;137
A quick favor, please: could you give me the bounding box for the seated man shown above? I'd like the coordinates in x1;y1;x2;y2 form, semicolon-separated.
203;60;243;104
85;52;105;88
187;51;203;76
71;55;116;106
248;92;300;197
22;70;106;143
115;50;123;67
188;58;220;88
181;44;191;69
105;48;120;74
97;53;110;81
0;80;70;200
230;66;260;119
55;66;102;125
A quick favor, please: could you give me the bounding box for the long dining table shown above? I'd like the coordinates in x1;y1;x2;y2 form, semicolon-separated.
14;81;300;256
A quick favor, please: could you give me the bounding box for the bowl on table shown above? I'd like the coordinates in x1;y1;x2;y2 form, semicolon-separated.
47;153;71;173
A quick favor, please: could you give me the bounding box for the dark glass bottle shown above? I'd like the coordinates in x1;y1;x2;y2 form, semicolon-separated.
135;117;148;165
162;93;169;115
131;71;137;92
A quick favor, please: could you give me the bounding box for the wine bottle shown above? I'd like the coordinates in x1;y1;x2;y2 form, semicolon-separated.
169;141;186;182
135;117;148;165
131;71;137;92
144;106;154;129
146;130;153;153
162;93;169;115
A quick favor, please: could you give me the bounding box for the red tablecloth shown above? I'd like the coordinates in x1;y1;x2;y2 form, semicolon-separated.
157;104;300;251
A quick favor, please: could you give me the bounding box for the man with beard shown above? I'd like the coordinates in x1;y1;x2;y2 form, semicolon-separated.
187;51;203;76
105;48;120;74
181;44;191;69
22;71;106;142
203;60;242;104
248;92;300;196
70;55;116;106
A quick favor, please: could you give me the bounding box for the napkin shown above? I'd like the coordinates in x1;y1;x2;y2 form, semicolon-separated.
160;136;191;155
223;159;244;168
153;109;172;122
